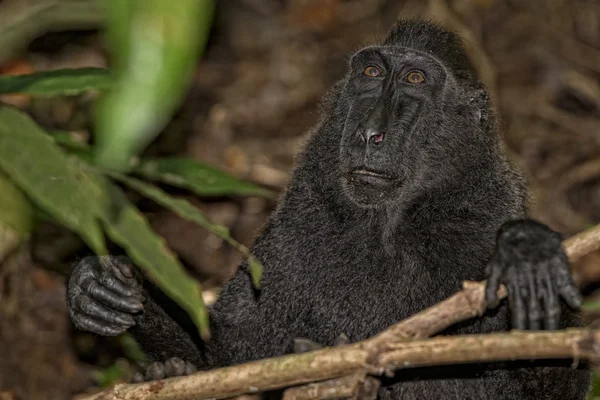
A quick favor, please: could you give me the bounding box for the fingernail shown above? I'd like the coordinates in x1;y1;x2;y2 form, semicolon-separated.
121;316;136;327
130;300;144;312
185;362;197;375
120;263;134;278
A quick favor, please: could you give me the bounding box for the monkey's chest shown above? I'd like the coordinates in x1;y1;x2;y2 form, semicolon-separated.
296;259;457;343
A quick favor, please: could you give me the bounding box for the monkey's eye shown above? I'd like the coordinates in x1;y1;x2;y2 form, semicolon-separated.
406;70;426;84
363;66;381;77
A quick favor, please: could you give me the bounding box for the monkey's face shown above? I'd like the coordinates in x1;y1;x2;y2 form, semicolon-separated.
337;46;468;208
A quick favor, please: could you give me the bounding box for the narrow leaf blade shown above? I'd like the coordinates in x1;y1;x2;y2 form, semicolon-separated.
135;157;274;198
0;68;111;96
107;172;264;289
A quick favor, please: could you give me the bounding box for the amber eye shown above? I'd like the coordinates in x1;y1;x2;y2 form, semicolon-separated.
363;66;381;77
406;70;425;84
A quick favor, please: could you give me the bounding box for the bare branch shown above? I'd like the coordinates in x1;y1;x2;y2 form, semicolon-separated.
376;329;596;369
82;224;600;400
84;329;598;400
565;224;600;263
282;372;379;400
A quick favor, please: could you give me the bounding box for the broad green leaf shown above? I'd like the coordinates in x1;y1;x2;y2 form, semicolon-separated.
0;105;106;254
0;170;34;260
92;174;209;338
107;171;264;289
94;0;215;171
135;157;274;198
0;68;111;96
0;170;34;236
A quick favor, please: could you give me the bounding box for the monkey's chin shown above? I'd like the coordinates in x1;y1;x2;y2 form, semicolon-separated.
341;173;400;208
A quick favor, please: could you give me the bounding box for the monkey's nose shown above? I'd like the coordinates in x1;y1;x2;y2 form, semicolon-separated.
359;129;385;145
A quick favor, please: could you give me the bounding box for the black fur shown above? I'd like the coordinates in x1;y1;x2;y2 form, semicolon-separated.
67;19;590;399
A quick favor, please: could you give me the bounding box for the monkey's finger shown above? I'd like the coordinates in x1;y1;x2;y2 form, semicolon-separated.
112;255;136;276
506;267;527;330
73;315;127;336
69;258;101;288
184;361;197;375
98;272;144;300
526;269;541;330
131;372;144;383
73;295;136;328
485;258;503;305
105;255;140;283
145;362;166;381
165;357;186;377
87;281;144;313
333;333;350;346
509;286;527;330
541;269;560;330
553;258;583;309
293;338;324;353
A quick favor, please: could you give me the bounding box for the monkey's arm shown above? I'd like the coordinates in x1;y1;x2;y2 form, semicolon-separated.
67;256;206;371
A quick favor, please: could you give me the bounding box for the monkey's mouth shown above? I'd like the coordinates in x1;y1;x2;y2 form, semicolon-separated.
349;169;394;185
342;168;400;207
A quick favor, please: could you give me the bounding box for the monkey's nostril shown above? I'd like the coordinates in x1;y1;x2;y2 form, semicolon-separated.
357;129;385;145
371;132;385;144
357;130;367;143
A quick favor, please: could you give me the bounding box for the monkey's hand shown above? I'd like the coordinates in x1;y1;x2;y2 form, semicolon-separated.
485;219;582;330
293;333;349;353
67;255;144;336
131;357;197;382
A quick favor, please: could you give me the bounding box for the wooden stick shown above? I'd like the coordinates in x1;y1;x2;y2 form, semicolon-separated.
83;224;600;400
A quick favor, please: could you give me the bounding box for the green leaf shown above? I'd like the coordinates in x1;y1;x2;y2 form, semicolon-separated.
248;257;264;290
50;130;91;151
0;105;106;254
106;171;264;289
92;174;210;338
0;170;34;260
582;301;600;312
94;0;215;171
0;169;34;237
118;333;146;363
0;68;111;96
588;372;600;399
135;157;274;198
92;363;128;388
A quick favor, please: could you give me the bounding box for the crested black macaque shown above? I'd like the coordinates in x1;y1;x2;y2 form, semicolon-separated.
67;20;591;399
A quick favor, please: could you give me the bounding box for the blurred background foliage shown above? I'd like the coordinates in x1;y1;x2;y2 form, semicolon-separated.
0;0;600;399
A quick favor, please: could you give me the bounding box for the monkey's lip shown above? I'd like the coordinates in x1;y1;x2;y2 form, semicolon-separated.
349;169;396;186
350;169;393;180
